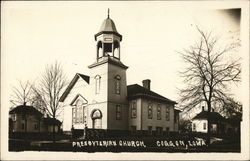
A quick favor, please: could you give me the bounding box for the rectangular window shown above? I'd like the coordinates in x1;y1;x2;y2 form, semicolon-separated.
166;106;170;121
148;126;153;135
156;127;163;135
72;107;76;124
131;101;137;118
166;127;169;134
157;104;161;120
203;122;207;130
116;105;122;120
21;123;25;130
131;126;136;134
34;123;38;130
148;102;153;119
193;123;196;131
13;114;17;121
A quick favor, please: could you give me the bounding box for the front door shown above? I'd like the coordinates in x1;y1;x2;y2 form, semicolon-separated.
93;118;102;129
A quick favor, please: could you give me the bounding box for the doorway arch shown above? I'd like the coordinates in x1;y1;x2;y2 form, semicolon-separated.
91;109;102;129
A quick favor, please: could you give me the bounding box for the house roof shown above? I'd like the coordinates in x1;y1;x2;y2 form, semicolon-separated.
59;73;90;102
127;84;176;104
9;105;43;117
192;111;225;121
42;117;62;126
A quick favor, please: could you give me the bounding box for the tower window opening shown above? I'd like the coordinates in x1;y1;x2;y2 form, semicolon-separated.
114;41;120;59
97;41;103;59
104;43;112;56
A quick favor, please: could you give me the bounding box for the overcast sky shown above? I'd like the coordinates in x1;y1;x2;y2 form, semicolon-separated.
1;1;245;110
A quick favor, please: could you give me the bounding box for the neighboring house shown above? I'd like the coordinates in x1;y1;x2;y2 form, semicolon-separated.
191;107;226;134
191;106;241;135
60;12;179;137
9;104;61;134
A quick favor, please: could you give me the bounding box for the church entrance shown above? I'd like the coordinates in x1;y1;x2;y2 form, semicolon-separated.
91;109;102;129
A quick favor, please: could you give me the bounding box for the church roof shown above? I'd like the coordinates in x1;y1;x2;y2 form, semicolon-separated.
99;18;118;33
127;84;176;104
192;111;225;121
88;56;128;69
59;73;90;102
94;17;122;41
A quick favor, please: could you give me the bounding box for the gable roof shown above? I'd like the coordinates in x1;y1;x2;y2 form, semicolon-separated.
192;111;225;121
59;73;90;102
9;105;43;117
127;84;176;104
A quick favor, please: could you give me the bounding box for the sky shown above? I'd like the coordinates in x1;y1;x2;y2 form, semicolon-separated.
1;2;245;111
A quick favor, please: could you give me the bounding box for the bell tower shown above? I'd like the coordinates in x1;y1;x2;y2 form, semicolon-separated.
87;10;128;131
94;9;122;62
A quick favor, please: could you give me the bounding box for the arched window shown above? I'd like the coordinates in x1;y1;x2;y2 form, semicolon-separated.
114;75;121;94
75;99;84;123
95;75;101;94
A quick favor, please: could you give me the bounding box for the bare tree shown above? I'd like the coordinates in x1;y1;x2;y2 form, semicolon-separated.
10;80;33;107
33;62;68;141
178;27;241;145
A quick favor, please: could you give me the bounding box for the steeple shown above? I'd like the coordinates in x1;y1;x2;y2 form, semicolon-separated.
94;10;123;62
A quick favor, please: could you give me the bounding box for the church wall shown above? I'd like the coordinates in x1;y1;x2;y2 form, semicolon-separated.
107;63;128;103
107;102;128;130
89;63;108;103
62;78;90;131
87;102;108;129
141;99;175;132
128;98;142;130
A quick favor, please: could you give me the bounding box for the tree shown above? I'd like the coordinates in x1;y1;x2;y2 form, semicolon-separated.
33;62;67;141
10;80;33;108
178;27;241;145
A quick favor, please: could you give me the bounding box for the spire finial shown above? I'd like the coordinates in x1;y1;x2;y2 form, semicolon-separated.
108;8;110;18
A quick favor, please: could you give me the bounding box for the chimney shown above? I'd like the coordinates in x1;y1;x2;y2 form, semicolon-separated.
142;79;151;90
202;106;205;112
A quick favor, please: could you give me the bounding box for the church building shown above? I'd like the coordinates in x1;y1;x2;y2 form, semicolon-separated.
59;12;179;137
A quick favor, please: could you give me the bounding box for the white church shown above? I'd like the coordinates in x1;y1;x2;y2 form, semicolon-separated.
59;12;180;137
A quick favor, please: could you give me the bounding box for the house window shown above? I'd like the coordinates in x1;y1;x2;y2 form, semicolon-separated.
34;123;38;130
166;127;170;135
148;102;153;119
203;122;207;130
131;126;136;134
21;123;25;130
148;126;153;135
166;106;170;121
95;75;101;94
193;123;196;131
157;104;161;120
156;127;163;135
131;101;137;118
114;75;121;94
116;105;122;120
13;114;17;121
